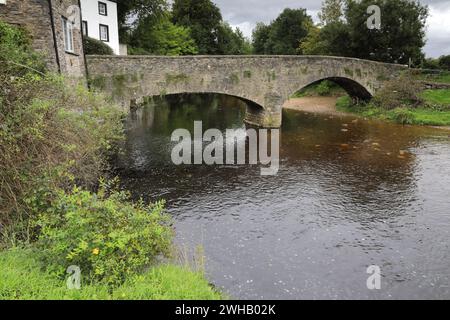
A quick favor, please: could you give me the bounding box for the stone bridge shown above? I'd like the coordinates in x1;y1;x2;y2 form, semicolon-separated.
86;55;407;127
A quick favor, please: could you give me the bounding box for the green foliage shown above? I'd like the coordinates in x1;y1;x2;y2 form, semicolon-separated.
35;183;173;287
316;80;332;96
172;0;222;55
336;96;450;126
389;108;416;125
318;0;345;25
438;55;450;71
217;23;252;55
373;76;423;110
345;0;428;65
301;0;428;65
0;20;45;75
171;0;250;55
83;37;114;55
252;23;271;55
0;248;223;300
130;15;198;56
300;22;352;56
335;95;353;110
293;80;346;97
0;23;124;242
252;8;313;55
116;0;168;43
422;58;441;70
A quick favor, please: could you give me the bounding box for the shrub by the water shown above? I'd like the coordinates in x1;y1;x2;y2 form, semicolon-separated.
83;36;114;55
373;76;423;110
36;184;173;287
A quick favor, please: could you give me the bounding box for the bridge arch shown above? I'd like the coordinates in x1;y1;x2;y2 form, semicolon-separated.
290;76;373;102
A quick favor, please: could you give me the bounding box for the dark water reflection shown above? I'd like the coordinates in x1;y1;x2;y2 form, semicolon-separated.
117;94;450;300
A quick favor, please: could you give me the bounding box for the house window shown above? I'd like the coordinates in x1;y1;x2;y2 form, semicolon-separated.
98;2;107;16
82;21;88;37
99;24;109;42
62;17;74;52
0;0;6;5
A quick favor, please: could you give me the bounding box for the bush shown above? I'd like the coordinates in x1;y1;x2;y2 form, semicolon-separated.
373;75;423;110
422;58;440;70
439;55;450;71
389;108;416;125
35;184;173;287
0;23;124;242
316;80;332;96
83;36;114;55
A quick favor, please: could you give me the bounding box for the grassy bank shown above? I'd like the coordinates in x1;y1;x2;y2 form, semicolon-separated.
412;70;450;84
298;73;450;126
336;96;450;126
0;248;222;300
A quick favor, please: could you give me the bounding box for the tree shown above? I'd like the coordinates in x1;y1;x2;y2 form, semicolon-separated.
301;0;429;65
252;8;313;55
130;16;198;56
300;22;351;57
318;0;345;25
345;0;428;65
252;23;271;54
171;0;222;54
116;0;168;43
217;24;252;55
439;55;450;70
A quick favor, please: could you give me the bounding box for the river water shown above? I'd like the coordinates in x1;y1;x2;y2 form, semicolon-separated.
117;94;450;300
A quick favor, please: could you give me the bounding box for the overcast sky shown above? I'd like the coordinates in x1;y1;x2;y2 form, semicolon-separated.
212;0;450;58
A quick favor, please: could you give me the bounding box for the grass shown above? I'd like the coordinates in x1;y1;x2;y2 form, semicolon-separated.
336;96;450;126
0;248;224;300
421;89;450;106
414;71;450;84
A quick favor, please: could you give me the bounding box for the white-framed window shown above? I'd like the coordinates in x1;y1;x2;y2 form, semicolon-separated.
62;17;74;53
99;24;109;42
0;0;7;5
98;1;107;16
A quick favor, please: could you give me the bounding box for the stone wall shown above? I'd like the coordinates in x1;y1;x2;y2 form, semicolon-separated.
0;0;57;71
0;0;86;77
86;55;407;127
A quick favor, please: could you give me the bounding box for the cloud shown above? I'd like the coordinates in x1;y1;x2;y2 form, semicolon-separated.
213;0;450;57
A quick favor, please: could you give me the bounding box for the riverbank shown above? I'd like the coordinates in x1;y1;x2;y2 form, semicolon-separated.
0;247;222;300
336;95;450;127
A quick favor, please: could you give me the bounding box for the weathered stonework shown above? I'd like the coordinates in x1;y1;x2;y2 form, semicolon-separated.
86;55;408;127
0;0;86;77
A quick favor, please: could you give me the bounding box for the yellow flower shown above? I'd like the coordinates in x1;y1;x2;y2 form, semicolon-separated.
92;248;100;255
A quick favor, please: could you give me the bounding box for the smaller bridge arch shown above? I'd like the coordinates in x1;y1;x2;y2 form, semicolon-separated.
86;55;407;127
293;77;373;102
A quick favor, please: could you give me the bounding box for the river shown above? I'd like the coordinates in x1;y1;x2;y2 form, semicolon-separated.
116;93;450;300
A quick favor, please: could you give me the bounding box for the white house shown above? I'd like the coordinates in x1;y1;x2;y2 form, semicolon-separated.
80;0;120;55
